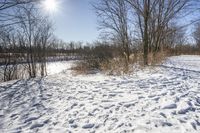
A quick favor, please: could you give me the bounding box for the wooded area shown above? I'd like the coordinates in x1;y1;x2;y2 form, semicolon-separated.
73;0;200;74
1;0;200;81
93;0;200;65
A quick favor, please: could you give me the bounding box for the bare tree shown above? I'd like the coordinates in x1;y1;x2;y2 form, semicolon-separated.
126;0;189;65
16;4;37;77
93;0;131;69
37;19;52;76
0;0;37;11
194;22;200;51
13;2;52;78
0;0;39;27
0;27;19;81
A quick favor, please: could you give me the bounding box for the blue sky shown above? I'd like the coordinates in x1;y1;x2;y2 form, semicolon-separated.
47;0;199;44
49;0;99;43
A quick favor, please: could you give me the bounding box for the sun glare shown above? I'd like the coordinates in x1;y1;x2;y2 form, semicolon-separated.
42;0;58;13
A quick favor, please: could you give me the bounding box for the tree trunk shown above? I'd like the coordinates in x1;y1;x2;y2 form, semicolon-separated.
143;0;150;65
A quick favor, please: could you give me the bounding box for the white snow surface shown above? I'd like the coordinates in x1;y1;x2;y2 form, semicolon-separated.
0;55;200;133
46;61;75;75
163;55;200;72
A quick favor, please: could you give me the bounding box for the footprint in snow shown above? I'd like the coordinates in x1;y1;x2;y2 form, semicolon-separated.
162;104;177;109
24;116;40;123
82;123;95;129
69;119;74;124
161;122;173;127
177;107;195;114
0;110;4;117
30;123;44;129
191;121;198;130
71;124;78;128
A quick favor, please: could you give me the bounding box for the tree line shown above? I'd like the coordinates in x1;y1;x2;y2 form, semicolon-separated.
1;0;200;81
93;0;200;66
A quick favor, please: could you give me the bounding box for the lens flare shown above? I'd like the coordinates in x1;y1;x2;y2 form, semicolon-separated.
42;0;58;13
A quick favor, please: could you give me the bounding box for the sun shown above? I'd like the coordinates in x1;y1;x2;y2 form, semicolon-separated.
42;0;58;13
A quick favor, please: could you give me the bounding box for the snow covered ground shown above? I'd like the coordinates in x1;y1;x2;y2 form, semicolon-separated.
0;61;75;82
163;55;200;72
46;61;75;75
0;55;200;133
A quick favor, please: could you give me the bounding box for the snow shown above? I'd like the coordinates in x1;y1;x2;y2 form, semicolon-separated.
0;55;200;133
46;61;75;75
163;55;200;72
0;60;75;82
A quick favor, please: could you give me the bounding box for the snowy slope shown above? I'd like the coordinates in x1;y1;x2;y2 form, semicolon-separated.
0;55;200;133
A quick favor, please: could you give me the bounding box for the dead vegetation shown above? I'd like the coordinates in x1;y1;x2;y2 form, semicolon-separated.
72;50;169;76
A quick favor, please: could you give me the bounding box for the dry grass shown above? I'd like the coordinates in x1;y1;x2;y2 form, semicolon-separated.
135;51;168;66
148;51;168;65
72;57;135;76
100;58;129;75
72;51;168;75
71;60;100;75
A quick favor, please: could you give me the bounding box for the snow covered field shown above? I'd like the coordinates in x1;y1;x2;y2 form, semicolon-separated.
0;55;200;133
0;61;74;82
